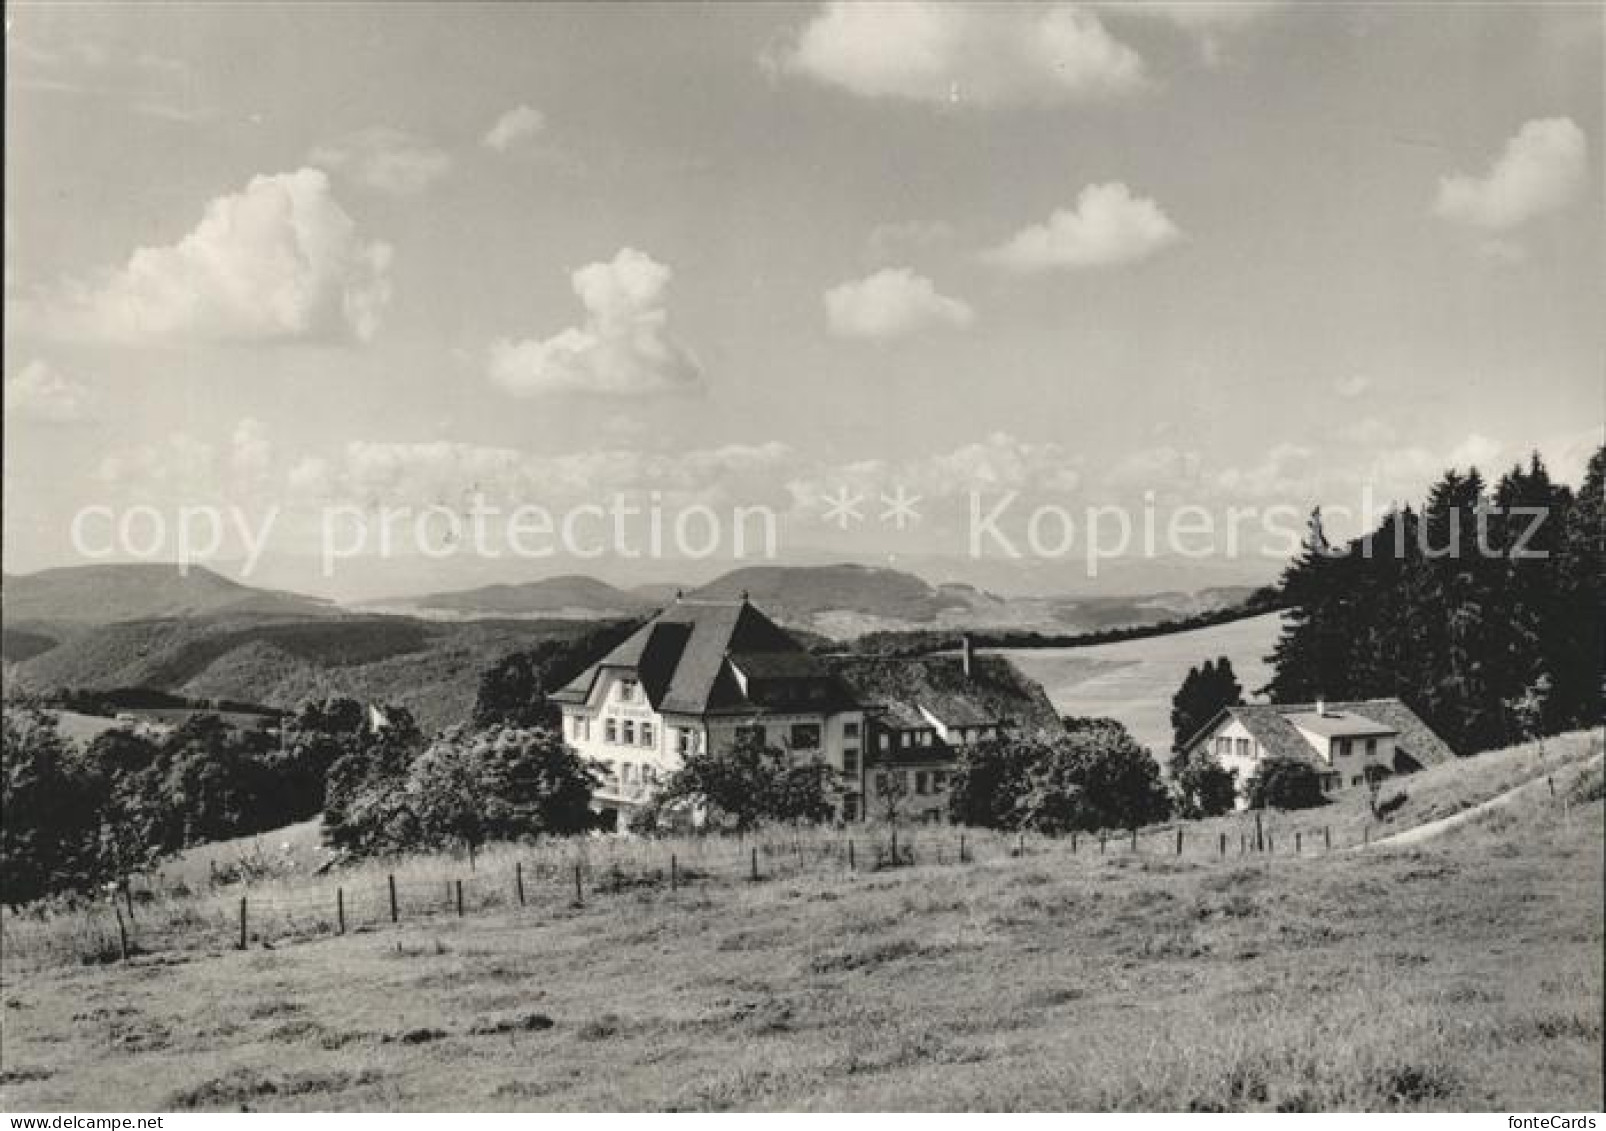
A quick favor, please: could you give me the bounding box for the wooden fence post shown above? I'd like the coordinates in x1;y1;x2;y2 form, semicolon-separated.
337;887;346;935
1175;828;1183;856
848;839;856;871
238;896;248;950
670;854;678;892
1219;832;1226;857
1071;832;1078;855
750;846;759;882
959;833;967;863
515;862;526;907
1255;811;1264;853
455;879;464;918
124;885;136;923
1267;832;1274;854
114;906;130;962
388;874;398;923
573;863;584;907
1017;832;1025;858
1130;828;1138;852
1099;832;1106;855
1324;826;1331;851
1295;831;1303;855
1363;825;1370;847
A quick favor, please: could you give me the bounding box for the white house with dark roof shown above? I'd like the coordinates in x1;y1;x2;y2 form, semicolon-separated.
550;596;866;827
550;596;1063;827
1179;697;1455;807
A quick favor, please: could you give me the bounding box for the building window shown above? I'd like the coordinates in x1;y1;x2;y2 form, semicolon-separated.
1365;737;1377;755
676;727;695;755
874;771;888;793
791;723;821;750
1216;736;1231;756
605;718;618;744
843;749;858;774
736;724;766;747
641;722;655;748
915;771;930;795
844;721;860;739
843;794;859;821
622;720;635;745
878;734;891;752
922;809;942;825
1338;739;1351;756
620;678;638;702
1236;738;1249;756
577;717;590;741
932;771;948;792
1350;775;1363;787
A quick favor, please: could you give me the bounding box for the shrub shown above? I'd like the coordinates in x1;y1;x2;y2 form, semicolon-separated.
655;732;837;832
1245;755;1328;810
1172;751;1239;817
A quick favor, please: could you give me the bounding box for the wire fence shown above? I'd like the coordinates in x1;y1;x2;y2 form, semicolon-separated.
0;812;1416;972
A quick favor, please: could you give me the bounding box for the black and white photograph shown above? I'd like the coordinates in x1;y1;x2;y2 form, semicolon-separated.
2;1;1602;1116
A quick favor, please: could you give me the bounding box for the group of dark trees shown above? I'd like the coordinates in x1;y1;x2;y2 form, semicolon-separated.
323;710;598;859
634;732;838;834
1164;657;1245;817
1267;446;1604;755
472;619;641;729
2;707;331;904
947;718;1172;834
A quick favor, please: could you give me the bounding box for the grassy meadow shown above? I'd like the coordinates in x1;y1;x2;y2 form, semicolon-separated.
1;733;1600;1111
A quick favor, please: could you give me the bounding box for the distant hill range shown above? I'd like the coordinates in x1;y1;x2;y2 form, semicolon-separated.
2;561;1262;733
368;562;1259;640
360;574;657;620
3;564;332;624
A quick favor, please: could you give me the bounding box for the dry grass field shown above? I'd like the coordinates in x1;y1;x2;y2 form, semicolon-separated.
2;734;1600;1112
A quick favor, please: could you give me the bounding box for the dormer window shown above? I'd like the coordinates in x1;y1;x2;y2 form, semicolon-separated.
620;678;639;702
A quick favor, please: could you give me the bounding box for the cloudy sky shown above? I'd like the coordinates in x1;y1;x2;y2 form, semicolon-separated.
3;3;1601;595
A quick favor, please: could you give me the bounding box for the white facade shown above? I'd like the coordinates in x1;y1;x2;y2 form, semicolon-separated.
1193;710;1399;808
559;666;866;814
1287;723;1396;789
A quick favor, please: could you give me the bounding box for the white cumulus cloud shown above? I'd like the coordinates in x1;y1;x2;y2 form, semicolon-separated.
482;104;546;152
824;268;974;340
488;248;703;397
984;182;1181;272
1334;374;1374;399
774;2;1147;106
309;126;453;197
1434;117;1588;231
4;360;95;424
24;168;393;346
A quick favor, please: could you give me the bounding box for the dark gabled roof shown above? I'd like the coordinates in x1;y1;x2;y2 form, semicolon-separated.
1182;698;1456;768
727;651;830;681
828;654;1064;739
551;599;817;715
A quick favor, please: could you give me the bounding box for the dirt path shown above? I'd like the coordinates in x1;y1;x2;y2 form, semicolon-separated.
1362;752;1601;850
